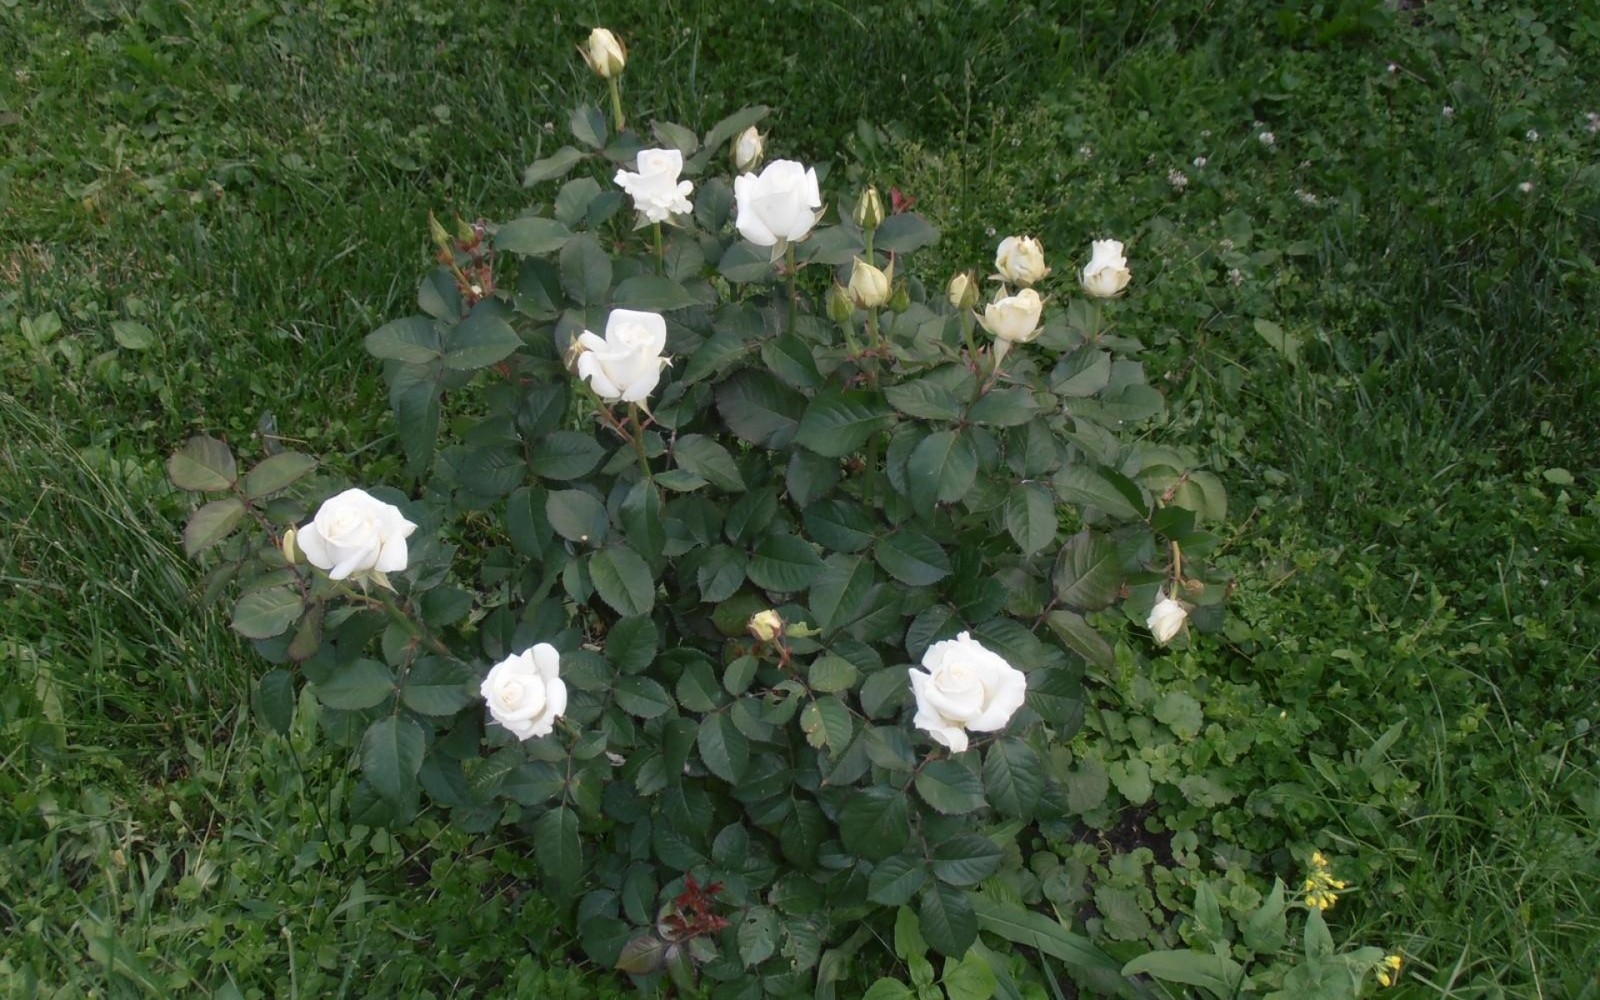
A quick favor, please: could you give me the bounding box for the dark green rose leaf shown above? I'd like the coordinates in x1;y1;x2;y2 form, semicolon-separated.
614;675;673;718
697;712;750;783
673;434;746;491
838;785;910;861
591;545;656;615
612;275;700;311
1003;483;1058;555
529;430;604;480
918;883;977;958
795;391;894;458
314;658;395;710
716;370;805;448
1052;464;1145;521
914;759;987;814
167;435;237;492
244;452;317;499
1051;529;1123;610
867;855;928;905
495;216;574;256
931;834;1004;886
364;316;441;365
983;737;1045;819
546;488;609;544
232;586;305;640
874;212;940;253
361;715;425;804
748;532;824;593
183;498;246;556
907;430;978;516
523;145;586;186
874;532;952;586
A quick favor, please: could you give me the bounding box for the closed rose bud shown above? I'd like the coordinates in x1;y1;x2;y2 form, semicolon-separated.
1080;239;1132;298
947;270;979;311
1146;594;1187;645
994;235;1050;286
888;283;910;313
280;526;299;564
825;283;854;323
978;288;1044;344
847;257;892;309
853;187;885;230
427;211;451;250
579;27;626;79
748;609;784;642
732;126;764;172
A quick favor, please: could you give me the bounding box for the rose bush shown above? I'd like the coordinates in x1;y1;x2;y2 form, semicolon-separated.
168;26;1234;998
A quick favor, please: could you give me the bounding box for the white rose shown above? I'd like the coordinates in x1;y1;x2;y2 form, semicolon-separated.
481;644;567;740
615;148;694;224
733;159;822;247
1080;239;1131;298
579;27;626;79
847;257;891;309
575;309;669;403
732;126;764;172
295;488;417;582
1147;594;1188;645
994;235;1050;286
910;632;1028;753
978;288;1044;344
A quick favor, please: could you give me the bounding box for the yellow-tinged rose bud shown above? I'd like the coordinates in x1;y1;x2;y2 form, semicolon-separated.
847;257;892;309
853;187;885;230
732;125;764;172
947;270;979;311
748;609;784;643
280;527;299;564
825;283;854;323
579;27;627;79
428;211;451;250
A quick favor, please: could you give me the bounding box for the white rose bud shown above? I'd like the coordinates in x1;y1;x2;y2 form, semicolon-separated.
280;526;299;564
614;148;695;224
947;271;979;311
846;257;892;309
910;632;1028;753
853;187;885;230
1080;239;1132;298
747;609;784;643
1146;594;1188;645
732;126;765;172
579;27;626;79
481;644;568;740
733;159;822;247
994;235;1050;286
977;288;1044;344
575;309;670;403
295;488;417;583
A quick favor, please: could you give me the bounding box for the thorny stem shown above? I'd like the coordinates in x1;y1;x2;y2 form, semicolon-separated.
342;584;454;659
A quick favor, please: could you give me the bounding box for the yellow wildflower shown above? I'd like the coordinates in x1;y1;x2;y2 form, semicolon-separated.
1376;953;1403;987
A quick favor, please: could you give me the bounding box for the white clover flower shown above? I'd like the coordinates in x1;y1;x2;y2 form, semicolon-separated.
1518;181;1534;193
1168;169;1189;191
1193;155;1208;169
1442;105;1455;119
1227;268;1244;286
1526;129;1540;143
1258;131;1276;147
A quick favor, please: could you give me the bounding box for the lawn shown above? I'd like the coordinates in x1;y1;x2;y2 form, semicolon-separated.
2;1;1597;997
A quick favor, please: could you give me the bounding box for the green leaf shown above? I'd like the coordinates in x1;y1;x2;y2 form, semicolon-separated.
874;532;951;586
591;546;655;616
612;275;699;311
868;855;929;905
619;480;665;562
970;895;1122;976
570;104;607;148
1003;483;1057;555
559;234;613;306
606;615;658;674
1043;610;1114;671
167;435;237;492
232;586;304;640
523;146;586;186
244;451;317;499
496;216;574;256
1051;348;1111;397
554;177;602;227
875;212;940;253
695;545;747;603
966;388;1039;427
255;669;295;736
535;806;582;896
982;738;1044;819
761;335;823;390
529;430;604;481
918;884;977;958
839;786;910;861
391;368;441;478
803;499;878;553
1051;530;1122;610
183;498;246;556
1120;950;1245;996
614;675;673;719
942;951;998;1000
931;835;1003;886
808;554;876;634
863;979;915;1000
111;319;155;350
673;435;745;491
799;695;853;755
697;712;749;782
807;654;859;694
365;316;441;364
1243;878;1288;954
748;532;824;593
675;658;724;712
703;105;770;153
795;391;894;457
1053;465;1144;521
361;715;425;804
546;488;608;544
443;311;523;370
716;370;805;448
401;657;475;716
1254;317;1303;366
885;379;964;420
915;760;987;814
907;430;977;515
1304;907;1334;961
738;906;778;967
314;658;395;710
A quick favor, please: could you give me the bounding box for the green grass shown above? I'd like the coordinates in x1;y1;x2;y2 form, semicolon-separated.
3;1;1597;996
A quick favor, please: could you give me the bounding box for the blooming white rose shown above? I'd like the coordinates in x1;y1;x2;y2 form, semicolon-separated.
993;235;1050;286
977;288;1044;344
575;309;669;403
910;632;1028;753
732;126;764;172
1080;239;1131;298
579;27;626;79
847;257;891;309
1147;594;1188;645
733;159;822;247
615;148;694;224
481;644;567;740
295;488;417;582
